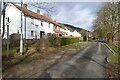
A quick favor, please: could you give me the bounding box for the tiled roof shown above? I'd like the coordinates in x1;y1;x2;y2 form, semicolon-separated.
13;3;58;25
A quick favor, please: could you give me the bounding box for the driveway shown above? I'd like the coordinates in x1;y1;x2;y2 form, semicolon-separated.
39;42;112;78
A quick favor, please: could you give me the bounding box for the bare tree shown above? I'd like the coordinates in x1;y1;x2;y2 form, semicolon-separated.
27;1;56;17
1;1;8;38
0;1;2;79
93;2;119;42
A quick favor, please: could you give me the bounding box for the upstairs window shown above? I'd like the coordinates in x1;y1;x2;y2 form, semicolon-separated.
35;24;39;28
31;18;34;24
48;23;50;28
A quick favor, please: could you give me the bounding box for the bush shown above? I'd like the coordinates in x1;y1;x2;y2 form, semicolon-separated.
35;34;80;52
48;34;61;47
61;37;80;46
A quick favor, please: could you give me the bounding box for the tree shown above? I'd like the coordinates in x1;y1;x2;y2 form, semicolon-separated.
27;1;56;17
1;1;8;38
79;29;88;41
93;2;119;42
0;2;2;78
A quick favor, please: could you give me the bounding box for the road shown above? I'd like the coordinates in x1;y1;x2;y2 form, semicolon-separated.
39;42;112;78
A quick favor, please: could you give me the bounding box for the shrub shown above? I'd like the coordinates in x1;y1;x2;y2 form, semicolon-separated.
35;34;80;52
48;34;61;47
61;37;80;46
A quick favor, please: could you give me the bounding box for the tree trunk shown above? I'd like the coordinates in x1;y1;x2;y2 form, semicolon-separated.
0;2;2;79
2;2;6;38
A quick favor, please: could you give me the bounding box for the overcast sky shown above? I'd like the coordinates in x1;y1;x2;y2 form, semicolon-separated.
51;2;104;31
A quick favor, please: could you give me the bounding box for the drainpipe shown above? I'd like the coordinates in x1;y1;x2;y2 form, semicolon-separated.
6;17;10;59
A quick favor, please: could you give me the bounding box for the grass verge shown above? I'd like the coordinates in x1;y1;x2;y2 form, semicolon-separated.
104;42;120;78
104;42;120;64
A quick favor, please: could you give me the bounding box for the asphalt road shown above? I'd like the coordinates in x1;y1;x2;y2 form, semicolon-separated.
39;42;112;78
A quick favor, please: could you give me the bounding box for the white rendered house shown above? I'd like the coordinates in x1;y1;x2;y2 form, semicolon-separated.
60;26;82;37
1;3;58;39
72;30;81;37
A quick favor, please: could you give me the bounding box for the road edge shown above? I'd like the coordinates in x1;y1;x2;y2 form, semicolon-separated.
102;43;114;63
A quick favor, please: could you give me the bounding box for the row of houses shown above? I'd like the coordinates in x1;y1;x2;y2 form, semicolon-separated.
1;3;92;40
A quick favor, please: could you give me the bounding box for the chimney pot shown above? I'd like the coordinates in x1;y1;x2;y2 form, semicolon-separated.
23;4;27;9
37;9;40;14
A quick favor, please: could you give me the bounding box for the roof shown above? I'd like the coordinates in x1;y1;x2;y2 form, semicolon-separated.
12;3;58;25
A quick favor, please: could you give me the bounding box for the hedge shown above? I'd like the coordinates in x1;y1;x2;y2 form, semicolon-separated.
35;36;80;52
61;37;80;46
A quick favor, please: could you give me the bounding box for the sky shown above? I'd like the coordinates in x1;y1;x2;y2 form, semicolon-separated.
6;0;104;31
51;2;103;31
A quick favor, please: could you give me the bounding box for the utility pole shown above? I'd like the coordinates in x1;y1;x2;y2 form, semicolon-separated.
24;16;26;39
20;0;23;55
87;31;89;42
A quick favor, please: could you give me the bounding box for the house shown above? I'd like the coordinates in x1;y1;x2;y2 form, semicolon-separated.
53;22;63;37
1;3;60;39
72;30;82;37
62;24;82;38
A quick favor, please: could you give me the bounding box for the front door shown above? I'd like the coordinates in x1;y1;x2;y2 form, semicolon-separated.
40;31;45;39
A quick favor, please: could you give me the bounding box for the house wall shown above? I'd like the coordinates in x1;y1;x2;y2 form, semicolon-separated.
1;3;55;39
1;4;22;39
43;21;54;34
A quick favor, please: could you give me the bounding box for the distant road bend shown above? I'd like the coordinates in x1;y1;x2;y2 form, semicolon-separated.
39;42;112;78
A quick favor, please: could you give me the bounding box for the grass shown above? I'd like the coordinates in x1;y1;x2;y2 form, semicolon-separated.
2;42;36;56
2;43;37;72
74;42;89;49
107;53;120;64
2;46;19;57
103;42;120;78
104;42;120;64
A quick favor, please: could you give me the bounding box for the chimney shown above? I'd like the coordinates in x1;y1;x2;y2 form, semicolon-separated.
23;4;27;9
37;9;40;14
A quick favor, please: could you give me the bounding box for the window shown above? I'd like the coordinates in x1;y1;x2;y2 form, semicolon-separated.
6;17;9;24
17;30;19;34
35;31;37;38
55;25;57;29
41;21;43;26
40;31;45;39
31;18;34;24
31;30;34;37
35;24;39;28
54;24;57;29
48;23;50;28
